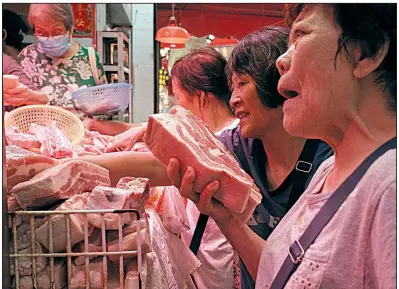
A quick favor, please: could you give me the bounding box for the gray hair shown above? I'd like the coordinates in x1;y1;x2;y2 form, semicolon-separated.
28;4;74;31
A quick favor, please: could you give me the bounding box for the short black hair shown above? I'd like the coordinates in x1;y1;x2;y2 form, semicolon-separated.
3;9;29;52
226;26;290;109
285;4;396;111
171;47;231;107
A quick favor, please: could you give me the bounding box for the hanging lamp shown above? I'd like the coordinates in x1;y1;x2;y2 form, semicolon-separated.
156;4;190;44
161;42;186;49
208;36;239;47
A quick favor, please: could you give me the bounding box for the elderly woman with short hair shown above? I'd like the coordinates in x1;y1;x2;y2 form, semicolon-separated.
17;4;107;111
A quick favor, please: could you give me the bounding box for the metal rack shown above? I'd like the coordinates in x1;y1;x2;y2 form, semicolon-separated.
9;209;143;289
97;31;133;123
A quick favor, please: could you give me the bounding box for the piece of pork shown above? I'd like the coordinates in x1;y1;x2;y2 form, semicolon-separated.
6;145;57;192
35;192;94;253
10;160;111;209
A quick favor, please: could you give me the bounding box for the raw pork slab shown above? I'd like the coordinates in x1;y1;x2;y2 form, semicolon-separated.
85;101;120;115
13;220;46;251
125;259;140;289
144;105;257;214
69;258;107;289
29;122;73;159
35;192;94;253
85;178;149;230
233;184;263;223
107;228;151;262
10;242;47;276
80;130;114;147
6;145;57;192
8;194;22;211
107;218;148;242
18;259;67;289
5;126;41;150
10;160;111;209
73;228;103;266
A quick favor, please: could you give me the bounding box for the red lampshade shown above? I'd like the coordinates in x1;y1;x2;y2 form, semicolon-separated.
208;36;239;47
161;42;186;49
156;16;190;44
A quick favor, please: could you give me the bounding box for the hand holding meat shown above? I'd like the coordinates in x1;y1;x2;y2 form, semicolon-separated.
4;83;29;106
167;158;233;230
106;125;146;152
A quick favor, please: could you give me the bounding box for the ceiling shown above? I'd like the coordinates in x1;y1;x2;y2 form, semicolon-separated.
156;4;286;39
156;4;285;18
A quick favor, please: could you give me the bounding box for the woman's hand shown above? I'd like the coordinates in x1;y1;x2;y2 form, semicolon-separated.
167;158;233;230
82;118;96;131
106;125;146;152
4;83;29;106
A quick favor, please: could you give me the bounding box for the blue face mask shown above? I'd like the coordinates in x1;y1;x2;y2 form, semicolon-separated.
38;34;71;58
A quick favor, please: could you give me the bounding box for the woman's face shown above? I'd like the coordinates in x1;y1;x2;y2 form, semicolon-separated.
172;78;202;119
34;19;70;41
230;73;283;139
276;5;357;140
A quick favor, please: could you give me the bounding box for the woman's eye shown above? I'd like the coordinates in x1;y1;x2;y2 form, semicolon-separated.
238;82;246;87
293;30;306;41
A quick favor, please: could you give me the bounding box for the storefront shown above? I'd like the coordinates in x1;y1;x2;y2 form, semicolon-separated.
154;3;285;112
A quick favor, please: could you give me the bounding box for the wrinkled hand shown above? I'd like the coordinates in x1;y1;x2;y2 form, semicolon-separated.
106;125;146;152
4;83;29;106
82;118;96;131
167;158;233;227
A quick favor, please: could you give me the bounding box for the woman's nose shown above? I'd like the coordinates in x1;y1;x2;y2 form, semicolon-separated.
276;47;292;76
229;91;242;108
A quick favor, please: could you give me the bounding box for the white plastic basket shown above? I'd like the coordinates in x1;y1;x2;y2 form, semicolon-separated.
4;105;85;145
72;83;133;115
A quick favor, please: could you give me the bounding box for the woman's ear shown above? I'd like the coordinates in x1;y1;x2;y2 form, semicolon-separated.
353;35;390;79
68;29;74;42
3;29;7;41
197;90;208;108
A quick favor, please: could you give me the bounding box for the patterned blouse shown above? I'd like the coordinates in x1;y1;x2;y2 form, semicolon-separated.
17;43;107;110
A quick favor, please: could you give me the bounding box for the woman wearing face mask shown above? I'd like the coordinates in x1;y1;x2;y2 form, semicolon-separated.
17;4;107;112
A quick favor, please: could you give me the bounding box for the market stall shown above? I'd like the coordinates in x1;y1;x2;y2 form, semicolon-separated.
3;104;204;289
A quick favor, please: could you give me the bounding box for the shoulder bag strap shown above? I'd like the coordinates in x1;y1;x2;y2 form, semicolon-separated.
270;137;396;289
88;47;100;85
285;139;321;212
189;213;209;255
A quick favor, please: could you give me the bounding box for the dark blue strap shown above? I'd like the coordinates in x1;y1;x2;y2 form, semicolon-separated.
286;139;321;212
189;213;209;255
270;137;396;289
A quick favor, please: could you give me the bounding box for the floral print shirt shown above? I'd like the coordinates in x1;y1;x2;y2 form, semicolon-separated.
17;43;107;110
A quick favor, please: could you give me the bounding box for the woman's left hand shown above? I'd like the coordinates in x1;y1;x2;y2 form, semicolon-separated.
82;118;99;131
4;83;29;106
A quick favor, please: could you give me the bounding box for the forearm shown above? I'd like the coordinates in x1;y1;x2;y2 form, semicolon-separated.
217;216;265;280
78;151;171;186
91;120;134;136
25;89;49;105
